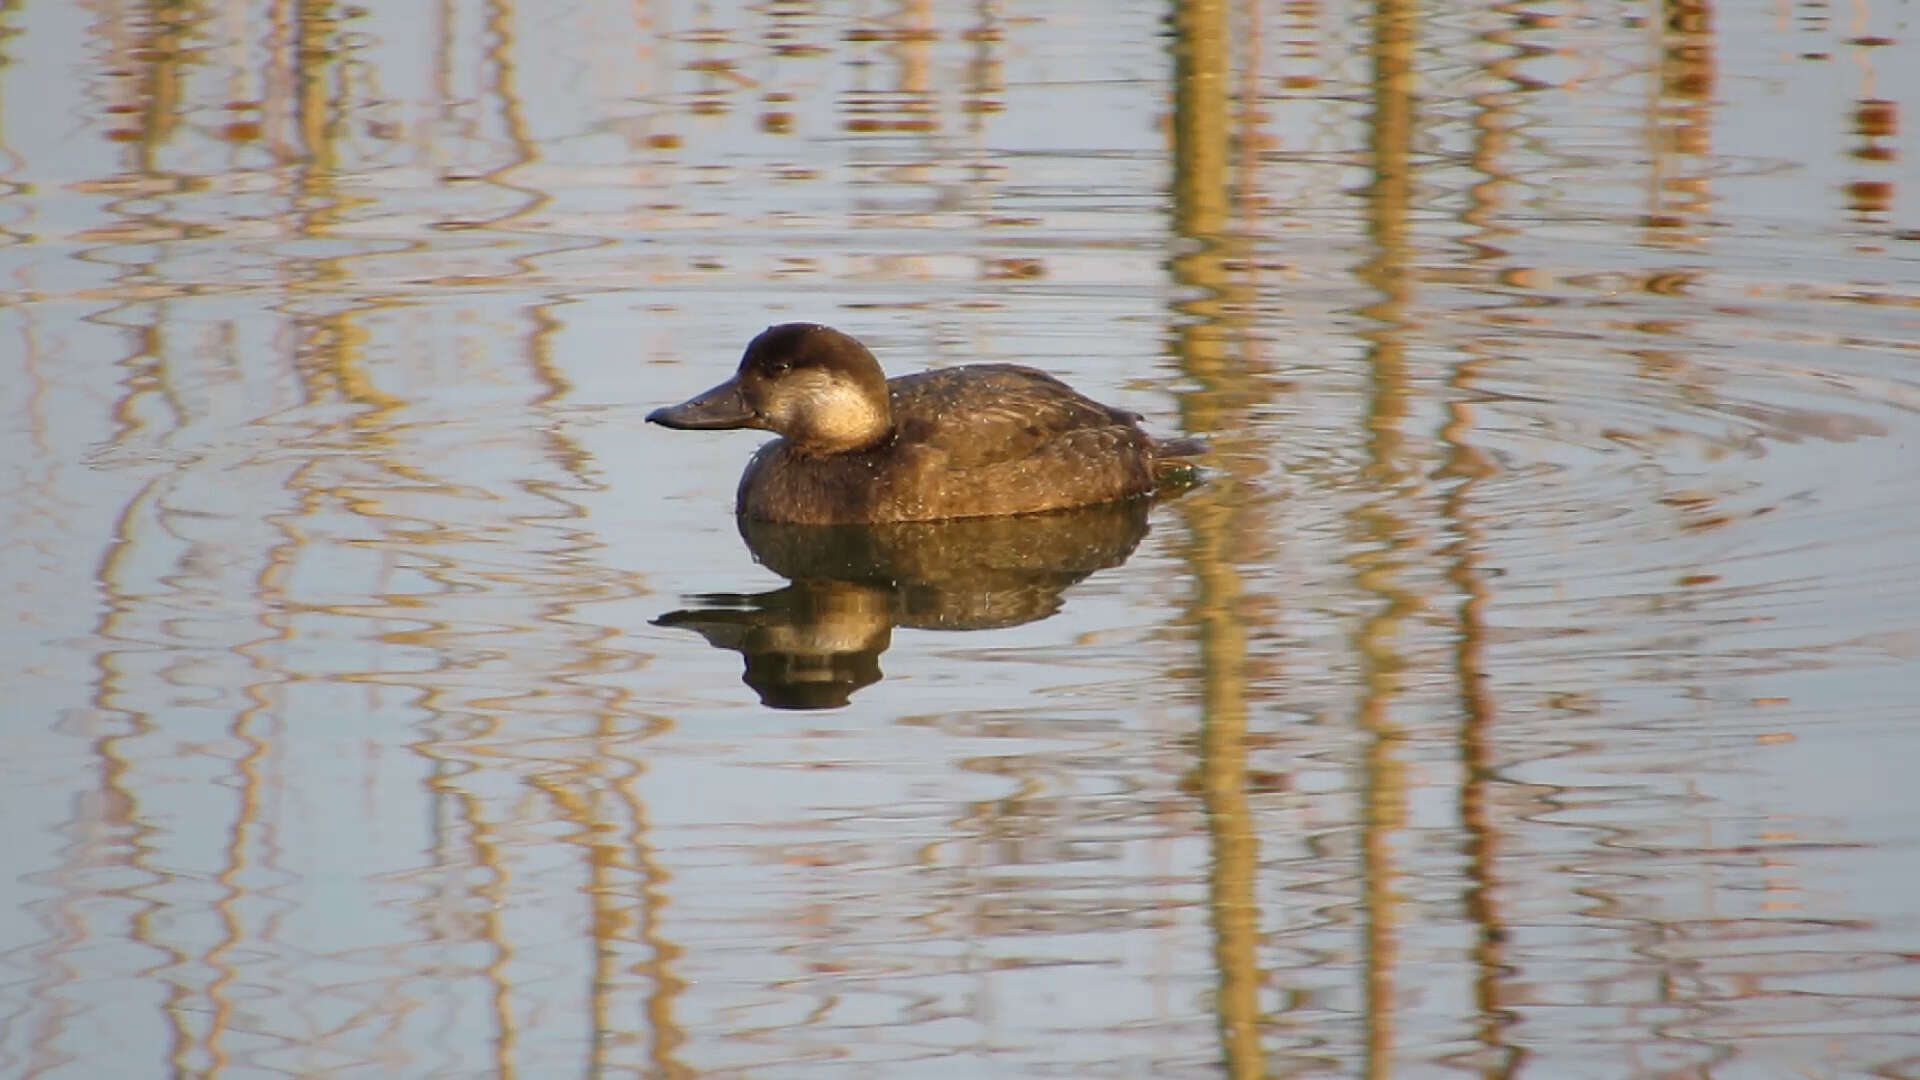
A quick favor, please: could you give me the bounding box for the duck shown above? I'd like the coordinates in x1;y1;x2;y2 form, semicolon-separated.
647;323;1202;524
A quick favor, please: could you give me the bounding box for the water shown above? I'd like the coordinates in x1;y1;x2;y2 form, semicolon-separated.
3;0;1918;1076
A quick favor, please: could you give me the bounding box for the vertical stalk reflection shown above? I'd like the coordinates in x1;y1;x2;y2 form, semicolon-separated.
1171;1;1266;1076
1354;0;1418;1074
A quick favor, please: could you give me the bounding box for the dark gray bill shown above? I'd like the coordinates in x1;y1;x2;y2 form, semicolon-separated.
647;378;759;429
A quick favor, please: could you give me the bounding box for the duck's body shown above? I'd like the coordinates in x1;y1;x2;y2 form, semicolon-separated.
735;363;1159;523
648;324;1199;525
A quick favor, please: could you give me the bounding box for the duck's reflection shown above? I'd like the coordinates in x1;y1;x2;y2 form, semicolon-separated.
655;499;1152;709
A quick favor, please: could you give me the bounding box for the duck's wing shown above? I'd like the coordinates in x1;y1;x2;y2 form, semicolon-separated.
886;365;1142;467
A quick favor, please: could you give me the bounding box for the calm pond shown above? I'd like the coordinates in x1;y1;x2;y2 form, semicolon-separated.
3;1;1918;1077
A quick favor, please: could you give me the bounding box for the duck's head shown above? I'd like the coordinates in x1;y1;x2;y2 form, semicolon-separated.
647;323;892;454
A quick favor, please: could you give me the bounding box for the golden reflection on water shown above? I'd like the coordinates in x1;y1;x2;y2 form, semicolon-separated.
1169;2;1267;1076
1352;0;1419;1073
3;0;1920;1076
1449;6;1519;1074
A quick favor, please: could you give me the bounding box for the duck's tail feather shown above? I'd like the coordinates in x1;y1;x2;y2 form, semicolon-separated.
1150;434;1209;495
1153;435;1209;459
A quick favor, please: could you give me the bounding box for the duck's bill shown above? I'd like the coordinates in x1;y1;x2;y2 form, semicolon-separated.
647;378;759;429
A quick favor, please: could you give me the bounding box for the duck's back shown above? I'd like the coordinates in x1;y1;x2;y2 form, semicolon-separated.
739;364;1157;523
888;364;1144;462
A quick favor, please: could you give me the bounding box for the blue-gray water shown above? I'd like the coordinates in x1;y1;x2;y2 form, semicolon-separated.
3;1;1918;1076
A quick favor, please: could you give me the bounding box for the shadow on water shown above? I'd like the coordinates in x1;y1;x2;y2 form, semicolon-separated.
656;499;1153;709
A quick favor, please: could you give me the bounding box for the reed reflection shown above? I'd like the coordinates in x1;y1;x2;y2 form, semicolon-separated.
1169;0;1270;1073
655;500;1152;709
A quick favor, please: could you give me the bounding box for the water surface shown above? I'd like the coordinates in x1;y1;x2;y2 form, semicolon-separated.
2;1;1918;1077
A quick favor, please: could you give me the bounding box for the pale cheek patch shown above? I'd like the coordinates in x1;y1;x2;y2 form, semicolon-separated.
760;370;832;428
768;371;883;445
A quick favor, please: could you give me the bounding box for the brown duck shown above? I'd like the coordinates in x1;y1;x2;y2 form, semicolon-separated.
648;323;1202;524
